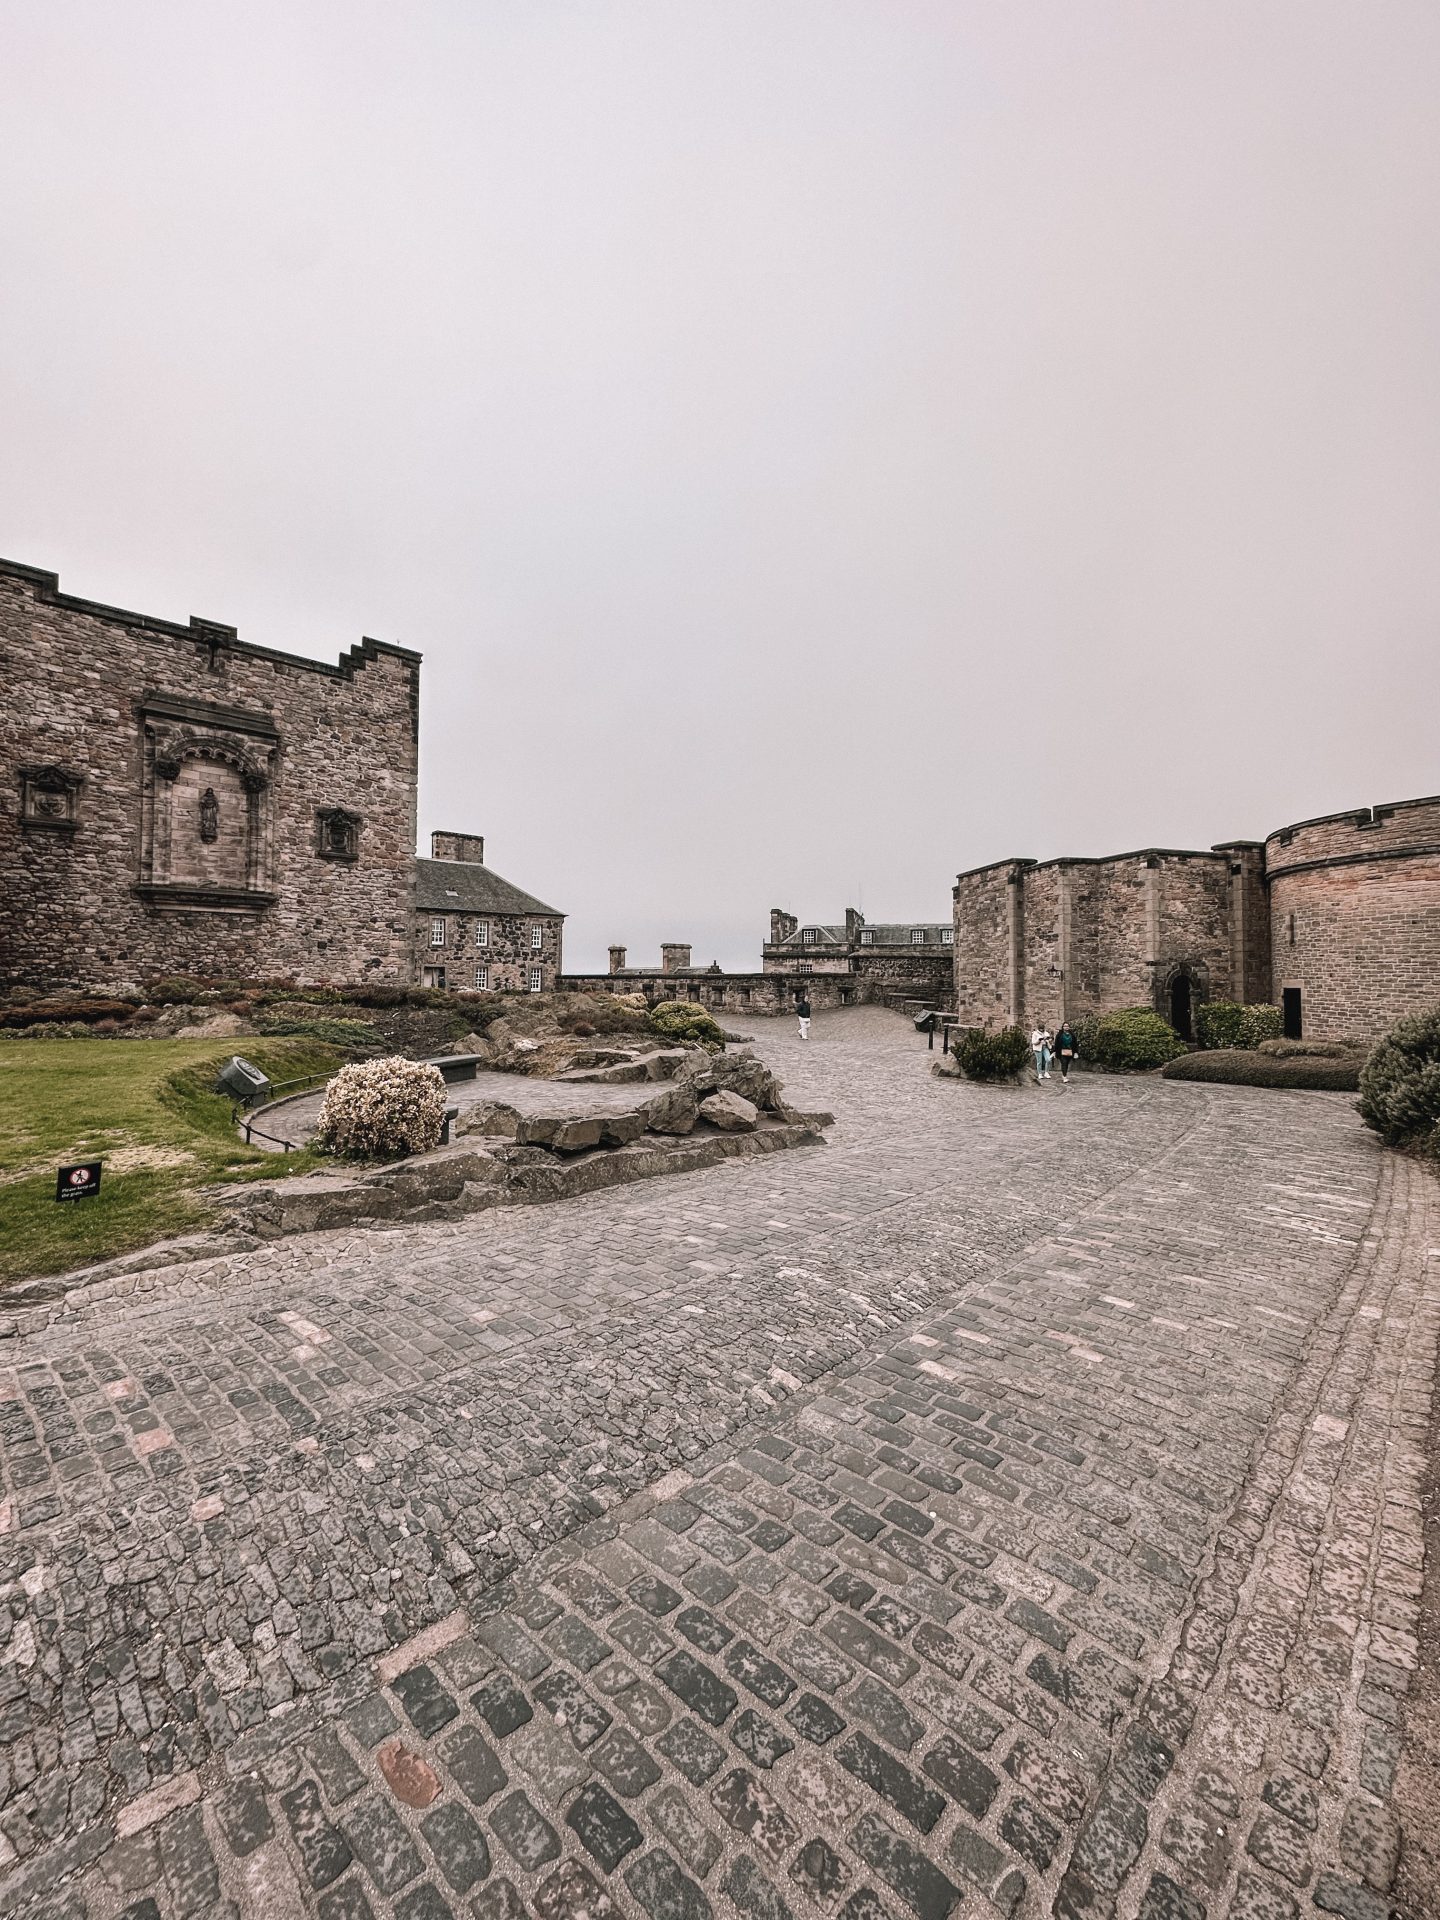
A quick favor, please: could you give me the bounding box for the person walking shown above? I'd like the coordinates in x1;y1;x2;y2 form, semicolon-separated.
796;990;812;1041
1030;1023;1053;1083
1054;1020;1078;1083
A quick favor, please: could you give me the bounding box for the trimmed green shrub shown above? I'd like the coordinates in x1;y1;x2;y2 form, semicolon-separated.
1258;1037;1360;1060
1357;1009;1440;1153
1163;1051;1361;1092
1075;1008;1186;1072
1194;1001;1246;1050
1238;1004;1283;1048
649;1000;725;1049
954;1025;1031;1082
1194;1002;1284;1050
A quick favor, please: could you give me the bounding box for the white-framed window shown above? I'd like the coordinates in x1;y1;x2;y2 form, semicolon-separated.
941;928;954;945
475;920;489;948
794;961;814;974
859;929;875;946
910;928;925;945
801;927;822;944
474;964;489;990
529;967;543;992
530;924;543;950
430;918;446;947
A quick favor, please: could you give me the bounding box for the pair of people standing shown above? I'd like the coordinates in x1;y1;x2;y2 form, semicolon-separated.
1031;1022;1078;1083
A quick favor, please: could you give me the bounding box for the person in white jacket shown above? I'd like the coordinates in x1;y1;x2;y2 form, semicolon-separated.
1030;1025;1053;1083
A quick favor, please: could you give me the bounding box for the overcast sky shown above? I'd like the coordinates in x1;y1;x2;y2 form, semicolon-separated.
3;4;1437;971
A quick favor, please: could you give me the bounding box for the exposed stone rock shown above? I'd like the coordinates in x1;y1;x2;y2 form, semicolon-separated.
457;1101;522;1138
214;1121;825;1241
517;1116;605;1153
698;1090;759;1132
641;1083;699;1136
682;1048;781;1112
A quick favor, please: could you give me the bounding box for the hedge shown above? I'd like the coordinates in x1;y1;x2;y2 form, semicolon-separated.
1194;1002;1284;1050
1162;1051;1361;1092
1075;1008;1186;1072
954;1025;1031;1082
1357;1008;1440;1152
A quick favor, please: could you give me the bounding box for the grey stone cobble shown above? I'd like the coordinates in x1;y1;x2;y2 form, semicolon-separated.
0;1008;1434;1919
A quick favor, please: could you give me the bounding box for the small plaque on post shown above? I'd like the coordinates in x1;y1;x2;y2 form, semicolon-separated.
56;1161;102;1202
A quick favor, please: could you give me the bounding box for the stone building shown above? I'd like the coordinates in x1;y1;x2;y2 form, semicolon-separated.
1265;796;1440;1042
415;831;564;993
953;793;1440;1043
952;844;1267;1039
1;556;420;991
562;909;955;1015
764;907;954;1005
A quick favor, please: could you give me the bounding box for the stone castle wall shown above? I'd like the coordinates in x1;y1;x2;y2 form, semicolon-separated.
955;851;1247;1030
1267;798;1440;1041
954;802;1436;1042
0;559;419;991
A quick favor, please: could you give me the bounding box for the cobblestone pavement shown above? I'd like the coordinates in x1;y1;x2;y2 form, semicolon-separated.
1;1009;1435;1920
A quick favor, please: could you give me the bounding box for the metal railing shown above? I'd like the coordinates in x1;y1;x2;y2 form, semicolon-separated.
231;1070;337;1153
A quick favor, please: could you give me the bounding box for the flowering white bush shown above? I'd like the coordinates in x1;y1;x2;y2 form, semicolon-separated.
314;1056;447;1158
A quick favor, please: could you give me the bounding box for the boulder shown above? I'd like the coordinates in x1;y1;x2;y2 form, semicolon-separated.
599;1112;647;1147
641;1082;699;1135
682;1048;780;1111
698;1089;759;1132
515;1114;605;1153
456;1100;522;1138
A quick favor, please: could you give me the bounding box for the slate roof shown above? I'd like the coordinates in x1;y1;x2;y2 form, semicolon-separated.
415;857;564;919
859;922;950;943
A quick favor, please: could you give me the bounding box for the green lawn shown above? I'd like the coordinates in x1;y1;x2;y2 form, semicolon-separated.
0;1035;344;1288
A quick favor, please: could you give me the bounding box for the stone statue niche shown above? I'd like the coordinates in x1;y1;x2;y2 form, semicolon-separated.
168;758;248;886
138;703;279;903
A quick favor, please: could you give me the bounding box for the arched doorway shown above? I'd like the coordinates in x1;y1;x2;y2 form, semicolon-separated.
1168;972;1193;1040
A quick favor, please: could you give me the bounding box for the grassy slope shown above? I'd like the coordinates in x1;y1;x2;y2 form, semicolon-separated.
0;1036;342;1287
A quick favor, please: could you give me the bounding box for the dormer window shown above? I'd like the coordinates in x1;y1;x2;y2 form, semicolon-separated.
859;929;876;945
801;927;822;944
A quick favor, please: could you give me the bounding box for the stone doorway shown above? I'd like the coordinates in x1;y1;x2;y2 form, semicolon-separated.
1168;971;1194;1040
1283;986;1303;1039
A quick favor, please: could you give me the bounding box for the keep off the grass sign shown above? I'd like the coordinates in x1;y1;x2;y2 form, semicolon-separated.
56;1161;102;1202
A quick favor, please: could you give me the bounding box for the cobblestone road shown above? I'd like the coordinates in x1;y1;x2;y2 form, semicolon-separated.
1;1010;1435;1920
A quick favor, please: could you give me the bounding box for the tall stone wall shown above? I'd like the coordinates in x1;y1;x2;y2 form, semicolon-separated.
1267;798;1440;1041
955;848;1246;1032
0;559;420;991
951;864;1020;1026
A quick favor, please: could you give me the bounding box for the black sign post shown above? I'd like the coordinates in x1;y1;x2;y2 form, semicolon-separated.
56;1161;103;1202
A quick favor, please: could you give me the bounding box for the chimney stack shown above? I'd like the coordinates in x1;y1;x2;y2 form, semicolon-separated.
430;830;485;864
660;943;692;975
770;908;798;945
608;945;627;975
